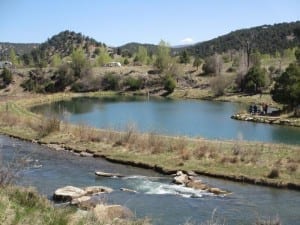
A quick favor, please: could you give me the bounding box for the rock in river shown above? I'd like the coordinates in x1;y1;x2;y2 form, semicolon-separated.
54;186;87;202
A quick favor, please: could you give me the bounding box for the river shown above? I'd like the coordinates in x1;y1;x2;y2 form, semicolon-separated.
31;96;300;145
1;135;299;225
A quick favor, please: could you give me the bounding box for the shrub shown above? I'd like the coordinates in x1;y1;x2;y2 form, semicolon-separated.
163;74;176;93
210;75;229;96
1;68;13;87
125;77;143;91
35;117;60;138
267;168;279;179
101;73;119;90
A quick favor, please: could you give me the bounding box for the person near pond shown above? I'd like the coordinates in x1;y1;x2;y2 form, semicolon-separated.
253;104;257;114
263;103;268;115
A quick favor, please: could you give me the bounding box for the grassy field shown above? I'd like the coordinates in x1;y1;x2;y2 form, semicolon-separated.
0;92;299;189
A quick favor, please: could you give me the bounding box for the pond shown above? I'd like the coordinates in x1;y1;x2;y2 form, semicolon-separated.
1;135;299;225
31;96;300;145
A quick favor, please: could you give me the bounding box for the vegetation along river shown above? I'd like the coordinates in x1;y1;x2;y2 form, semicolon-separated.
31;96;300;145
1;135;299;225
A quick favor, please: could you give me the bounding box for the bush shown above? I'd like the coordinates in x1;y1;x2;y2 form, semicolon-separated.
0;68;13;87
101;73;119;90
125;77;143;91
210;75;230;96
35;117;60;138
267;168;279;179
163;74;176;93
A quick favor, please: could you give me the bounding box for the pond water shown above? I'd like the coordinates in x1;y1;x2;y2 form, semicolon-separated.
0;135;299;225
31;96;300;145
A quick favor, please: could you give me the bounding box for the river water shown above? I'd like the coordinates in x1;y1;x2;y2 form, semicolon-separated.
1;135;299;225
31;96;300;145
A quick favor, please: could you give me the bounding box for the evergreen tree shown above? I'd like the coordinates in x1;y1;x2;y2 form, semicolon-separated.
271;63;300;110
179;50;190;64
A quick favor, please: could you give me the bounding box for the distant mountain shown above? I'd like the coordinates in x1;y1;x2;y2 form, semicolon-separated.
0;43;39;60
181;21;300;57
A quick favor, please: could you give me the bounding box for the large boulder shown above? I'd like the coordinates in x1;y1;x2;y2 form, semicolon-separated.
93;204;134;220
53;186;87;202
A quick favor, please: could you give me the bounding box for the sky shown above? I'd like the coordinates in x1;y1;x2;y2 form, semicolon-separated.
0;0;299;46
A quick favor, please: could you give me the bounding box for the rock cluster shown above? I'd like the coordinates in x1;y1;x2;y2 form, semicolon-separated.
231;114;300;127
173;171;229;195
53;185;133;220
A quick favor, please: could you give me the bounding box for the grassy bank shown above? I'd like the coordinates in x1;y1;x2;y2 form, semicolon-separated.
0;92;299;190
0;186;149;225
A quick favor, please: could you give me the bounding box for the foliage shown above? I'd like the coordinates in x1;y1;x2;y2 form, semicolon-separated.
101;73;119;90
0;68;13;87
125;76;143;91
155;40;172;71
71;48;88;77
135;46;148;64
271;63;300;109
193;56;202;70
163;74;176;93
96;46;111;66
124;58;130;65
9;48;18;66
210;75;230;96
295;48;300;63
202;54;223;76
51;53;62;67
179;50;190;64
242;66;267;93
184;21;300;57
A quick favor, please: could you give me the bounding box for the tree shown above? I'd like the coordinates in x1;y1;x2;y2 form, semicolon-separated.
135;46;148;64
202;54;223;76
242;66;267;93
179;50;190;64
271;63;300;111
9;48;18;66
154;40;171;71
123;58;129;65
71;48;88;77
96;47;111;66
193;56;202;70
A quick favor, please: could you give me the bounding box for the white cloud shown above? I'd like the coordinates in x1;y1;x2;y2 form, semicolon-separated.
180;37;194;45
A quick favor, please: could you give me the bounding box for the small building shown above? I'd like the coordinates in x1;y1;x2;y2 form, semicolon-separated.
0;61;12;69
104;62;122;67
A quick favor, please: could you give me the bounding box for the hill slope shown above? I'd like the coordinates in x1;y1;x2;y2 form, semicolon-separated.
182;21;300;57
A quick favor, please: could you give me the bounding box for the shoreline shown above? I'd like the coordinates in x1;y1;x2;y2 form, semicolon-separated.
2;131;300;191
0;92;299;191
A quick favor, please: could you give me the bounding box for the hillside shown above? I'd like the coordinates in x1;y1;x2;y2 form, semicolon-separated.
20;30;108;66
117;42;158;56
0;43;39;60
182;21;300;57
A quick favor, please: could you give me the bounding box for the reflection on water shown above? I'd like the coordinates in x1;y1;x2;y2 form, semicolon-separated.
31;96;300;145
1;135;299;225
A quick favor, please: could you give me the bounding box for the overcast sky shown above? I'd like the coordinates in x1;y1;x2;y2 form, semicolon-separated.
1;0;299;46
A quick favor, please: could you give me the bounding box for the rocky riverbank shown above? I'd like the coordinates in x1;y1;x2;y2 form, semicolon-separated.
231;113;300;127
